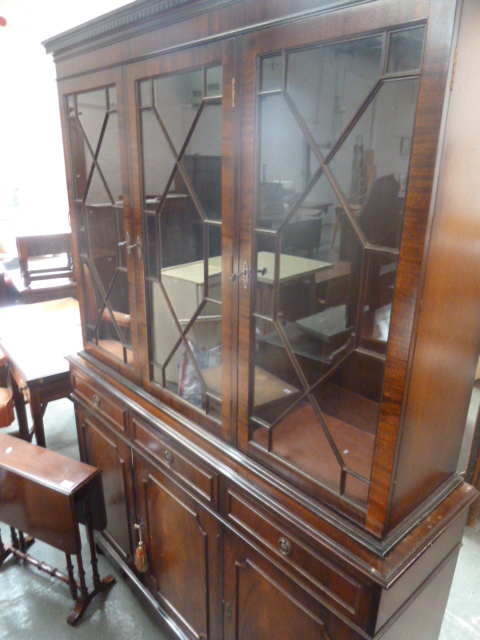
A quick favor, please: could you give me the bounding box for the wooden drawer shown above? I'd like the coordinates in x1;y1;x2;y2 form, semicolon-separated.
223;484;374;629
72;374;127;433
132;414;218;507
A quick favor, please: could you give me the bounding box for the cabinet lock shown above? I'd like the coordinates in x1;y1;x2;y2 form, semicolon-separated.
231;261;267;289
118;231;142;260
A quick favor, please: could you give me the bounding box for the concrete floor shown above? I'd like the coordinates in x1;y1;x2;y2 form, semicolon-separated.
0;397;479;639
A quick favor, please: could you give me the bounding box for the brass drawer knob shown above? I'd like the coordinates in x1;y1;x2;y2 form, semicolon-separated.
163;449;174;465
278;536;293;557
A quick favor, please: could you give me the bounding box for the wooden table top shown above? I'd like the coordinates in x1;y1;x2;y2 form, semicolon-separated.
0;297;82;384
0;432;98;494
257;252;331;285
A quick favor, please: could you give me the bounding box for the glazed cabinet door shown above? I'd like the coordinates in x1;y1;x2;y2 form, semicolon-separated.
236;0;455;528
125;40;235;439
223;530;363;640
59;68;138;376
133;450;222;640
75;405;134;564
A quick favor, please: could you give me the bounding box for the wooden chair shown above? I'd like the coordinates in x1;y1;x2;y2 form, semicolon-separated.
15;233;77;304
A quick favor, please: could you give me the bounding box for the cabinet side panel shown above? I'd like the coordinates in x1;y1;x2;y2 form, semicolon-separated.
375;548;459;640
389;0;480;528
366;0;459;537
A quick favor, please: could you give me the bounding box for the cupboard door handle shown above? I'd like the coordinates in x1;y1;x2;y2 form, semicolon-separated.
230;260;250;288
127;235;142;260
117;231;130;248
278;536;293;556
163;449;174;465
93;394;100;408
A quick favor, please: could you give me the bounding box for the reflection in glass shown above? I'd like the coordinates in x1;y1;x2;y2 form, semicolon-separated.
141;65;223;417
67;86;131;366
77;89;107;155
258;93;320;228
206;65;223;97
250;26;425;509
359;255;398;354
387;26;426;74
145;213;158;278
260;55;283;92
329;78;420;215
288;36;383;151
141;109;176;202
183;102;223;220
138;79;152;107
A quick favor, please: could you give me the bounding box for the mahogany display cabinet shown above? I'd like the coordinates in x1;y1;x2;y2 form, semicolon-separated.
44;0;480;638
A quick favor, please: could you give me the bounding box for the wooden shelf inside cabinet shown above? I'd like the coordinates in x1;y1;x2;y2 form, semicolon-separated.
251;398;376;506
202;364;300;410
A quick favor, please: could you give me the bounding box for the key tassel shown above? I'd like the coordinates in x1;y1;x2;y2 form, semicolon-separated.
134;524;148;573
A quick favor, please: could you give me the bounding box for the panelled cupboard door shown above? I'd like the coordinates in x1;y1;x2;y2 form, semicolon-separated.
125;40;235;440
236;0;457;530
58;68;139;377
75;407;134;563
133;451;222;640
223;530;364;640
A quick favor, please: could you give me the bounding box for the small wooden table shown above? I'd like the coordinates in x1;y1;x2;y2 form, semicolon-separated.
0;433;115;625
256;251;332;317
0;297;83;447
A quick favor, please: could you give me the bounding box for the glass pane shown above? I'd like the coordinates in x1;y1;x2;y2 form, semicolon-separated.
86;204;117;290
145;213;158;278
251;399;344;497
96;111;123;203
329;78;420;220
159;181;204;269
139;79;152;107
260;55;283;92
182;102;222;220
67;85;131;367
150;280;177;386
387;26;426;74
77;88;108;154
206;65;223;97
153;69;203;154
143;65;223;414
253;316;303;424
108;86;117;109
287;35;383;151
141;109;176;203
83;258;133;365
258;93;321;229
359;254;398;354
252;38;421;508
86;158;111;205
161;254;221;326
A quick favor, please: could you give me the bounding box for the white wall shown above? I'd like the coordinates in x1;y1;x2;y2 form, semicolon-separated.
0;0;131;253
